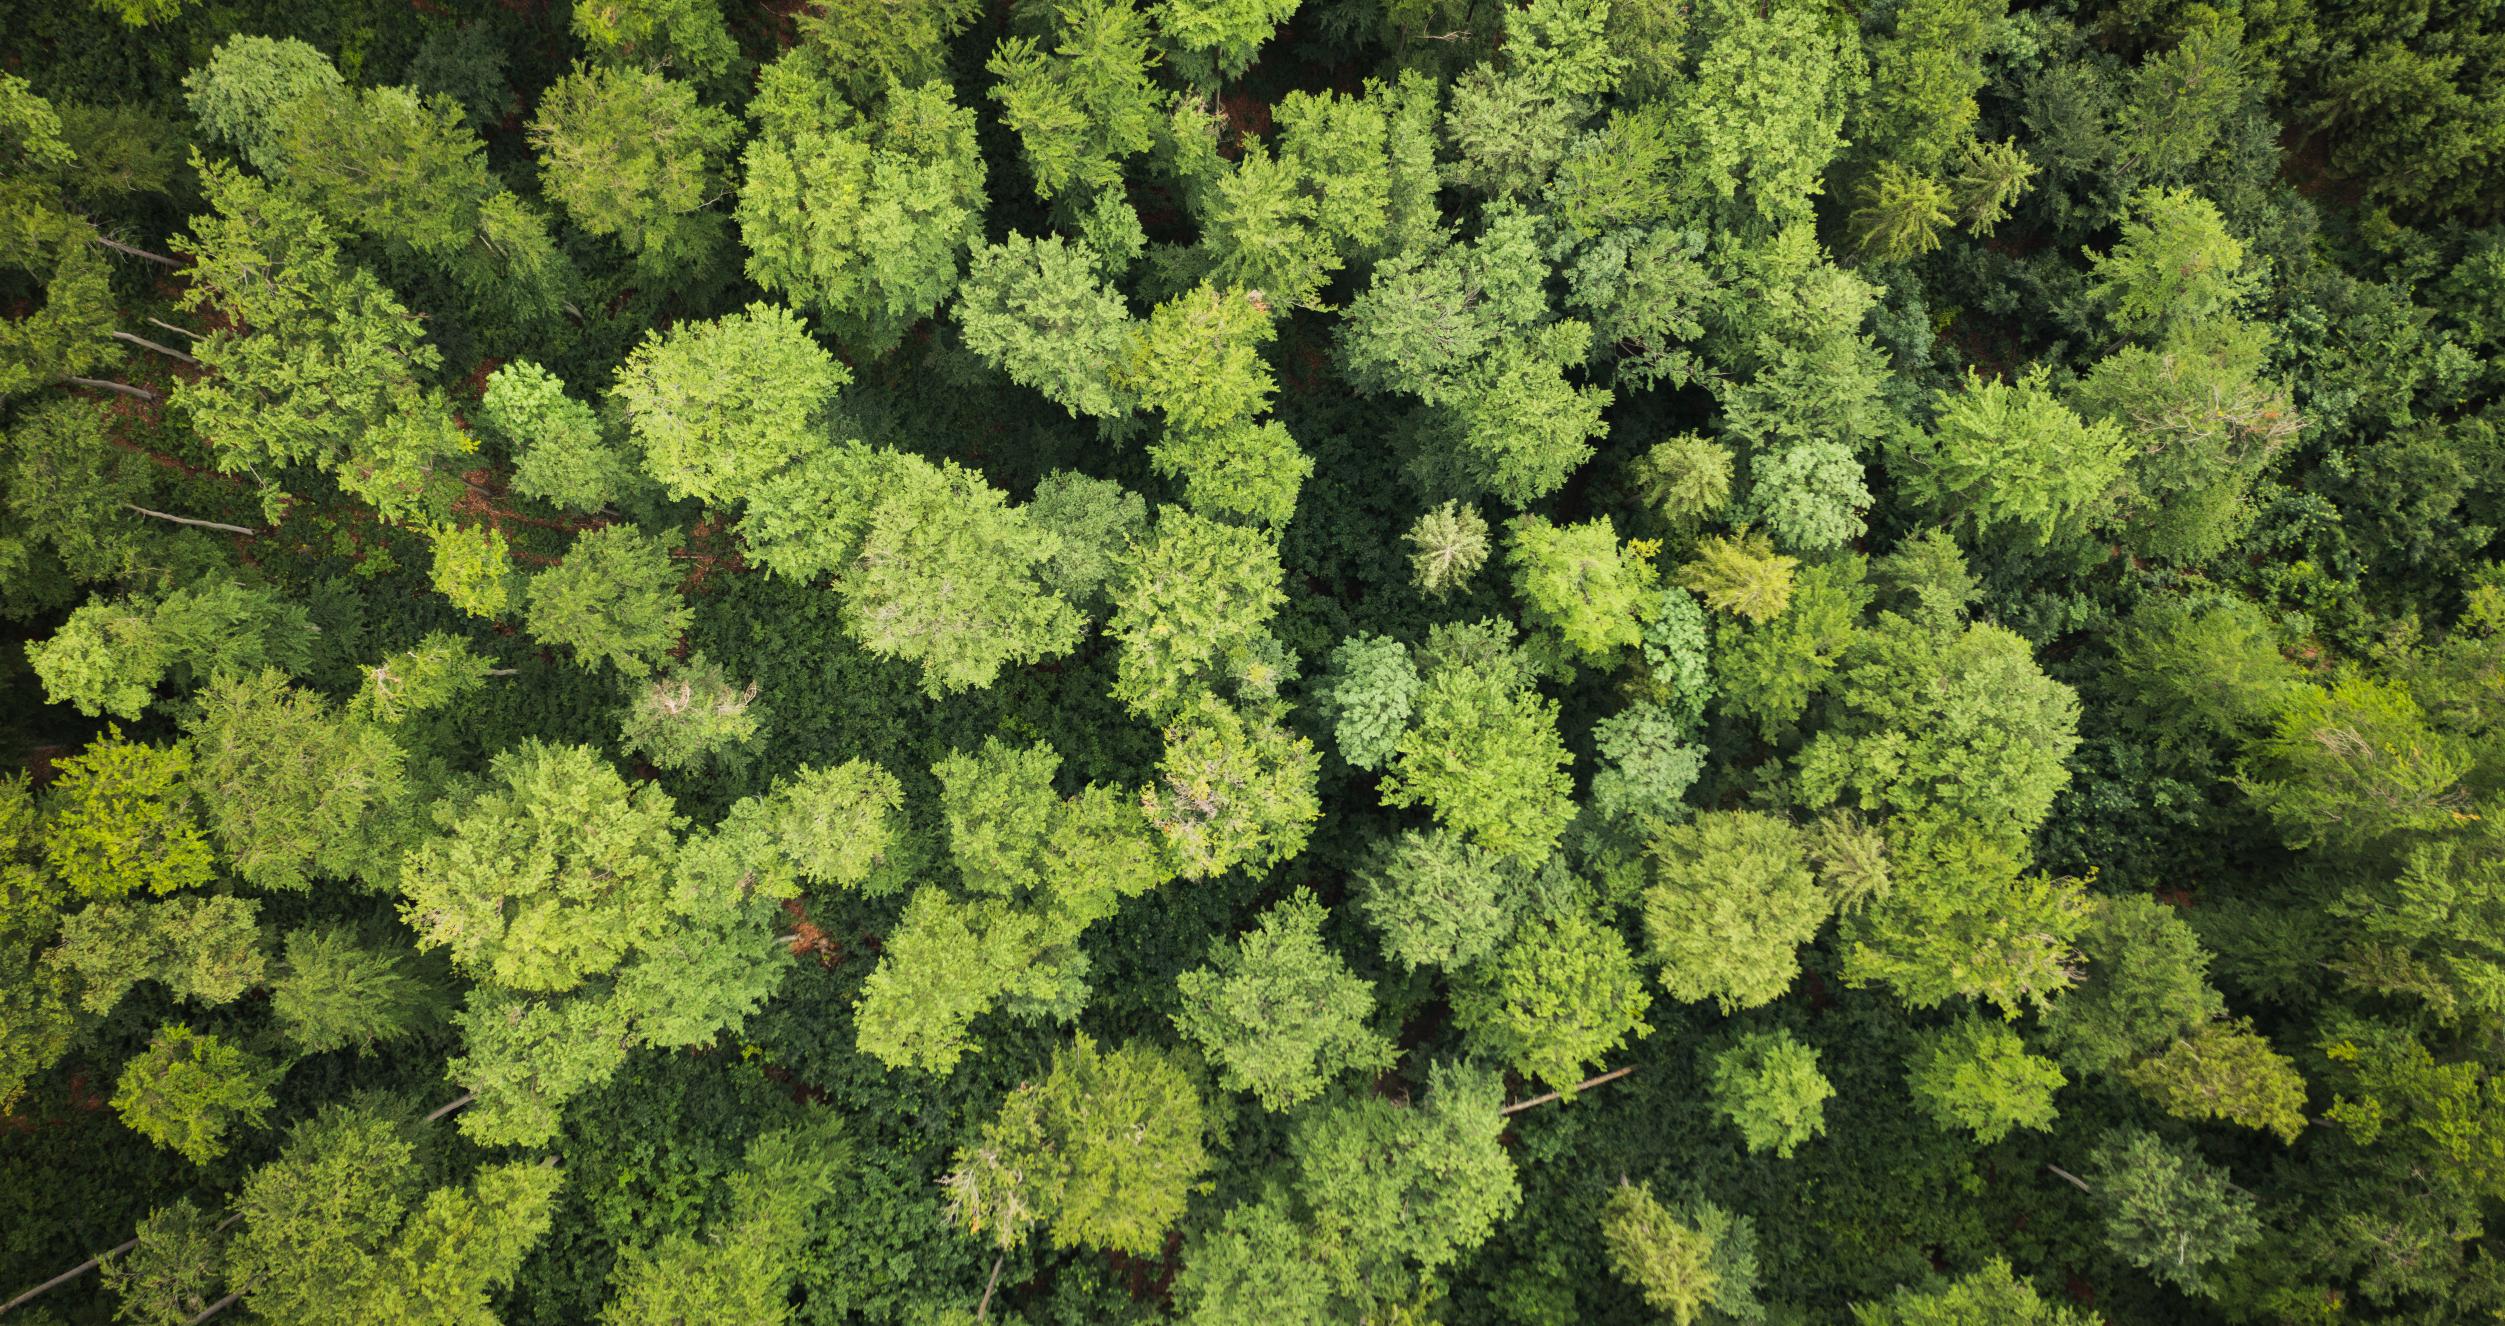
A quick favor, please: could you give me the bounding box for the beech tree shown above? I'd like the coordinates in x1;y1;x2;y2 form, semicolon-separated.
740;54;987;352
1711;1029;1833;1159
1291;1061;1519;1302
985;0;1162;204
1143;696;1322;879
482;362;635;513
1454;903;1653;1094
1357;829;1513;971
1173;890;1396;1110
1381;641;1575;863
523;524;691;677
531;62;737;274
957;233;1137;419
1107;508;1287;718
943;1034;1208;1255
603;1118;846;1326
112;1024;273;1163
1907;1015;2066;1144
1643;811;1831;1011
1601;1183;1764;1326
613;301;849;509
39;727;213;901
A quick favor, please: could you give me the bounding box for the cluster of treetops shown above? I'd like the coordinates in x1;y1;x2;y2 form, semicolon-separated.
0;0;2501;1321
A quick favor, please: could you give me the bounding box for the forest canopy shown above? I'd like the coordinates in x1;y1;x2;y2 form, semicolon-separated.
3;0;2505;1322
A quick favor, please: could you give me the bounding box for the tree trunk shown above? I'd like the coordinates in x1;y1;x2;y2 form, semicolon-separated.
423;1092;476;1124
66;376;158;401
186;1289;241;1324
146;317;201;341
92;233;181;268
125;505;259;536
1500;1065;1638;1116
0;1236;139;1314
113;330;202;367
2045;1164;2093;1194
976;1250;1006;1322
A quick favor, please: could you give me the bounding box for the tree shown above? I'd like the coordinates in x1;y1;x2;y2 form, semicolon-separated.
1027;469;1148;613
957;233;1136;419
482;361;634;512
2084;1129;2262;1298
1119;283;1277;436
524;524;692;677
1796;613;2081;857
53;895;263;1013
1591;702;1708;824
1150;417;1314;527
171;162;471;521
532;62;737;273
1643;811;1831;1012
113;1024;273;1163
1850;1260;2098;1325
1712;557;1866;740
1107;509;1286;718
943;1035;1207;1255
796;0;980;103
602;1121;842;1324
619;654;763;770
614;301;850;509
572;0;737;78
1313;634;1418;771
2240;672;2473;850
853;887;1037;1074
835;452;1082;696
1454;903;1653;1094
1173;1195;1336;1326
1671;0;1863;231
1174;890;1395;1110
985;0;1162;203
1291;1061;1519;1299
186;669;411;892
1891;368;2131;546
400;741;683;994
182;35;344;173
2089;189;2256;340
1507;514;1659;659
271;926;434;1056
28;577;314;720
740;60;987;353
1381;649;1575;863
1407;500;1491;596
1842;829;2090;1015
2042;895;2225;1074
1358;829;1513;971
1601;1183;1764;1326
1907;1015;2065;1143
39;728;212;901
1143;697;1321;878
101;1199;226;1326
2123;1018;2308;1144
1157;0;1299;85
1710;1029;1832;1159
1675;530;1796;623
427;523;516;619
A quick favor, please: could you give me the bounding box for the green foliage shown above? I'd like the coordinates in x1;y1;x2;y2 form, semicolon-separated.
574;0;737;77
2122;1018;2308;1144
2088;188;2256;339
1454;903;1652;1093
1108;509;1286;718
524;524;692;677
1644;811;1830;1011
270;925;433;1056
1590;701;1706;824
1291;1061;1519;1296
1710;1029;1833;1159
427;523;515;619
400;740;682;994
944;1034;1208;1255
1357;829;1512;971
1893;369;2131;546
1381;645;1575;863
1906;1015;2065;1144
837;451;1082;695
619;653;763;770
1601;1183;1764;1326
1506;514;1659;659
533;62;737;273
1174;890;1395;1110
1143;696;1321;879
1851;1260;2098;1325
741;63;987;353
53;894;264;1012
2085;1129;2261;1298
1314;634;1418;771
958;233;1136;419
40;728;212;901
2240;671;2473;850
986;0;1162;203
483;361;633;513
112;1023;273;1163
1675;530;1796;623
1406;500;1491;597
29;578;314;719
602;1118;843;1325
2043;895;2224;1074
101;1199;226;1326
615;301;850;508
